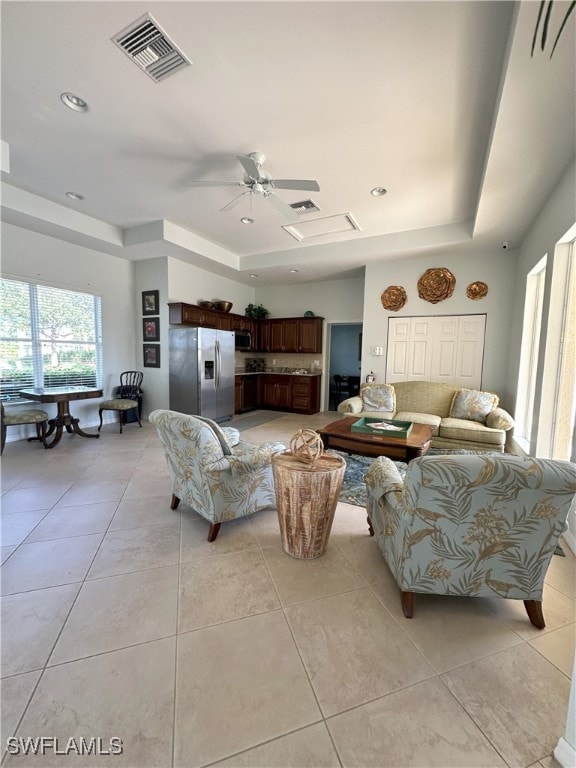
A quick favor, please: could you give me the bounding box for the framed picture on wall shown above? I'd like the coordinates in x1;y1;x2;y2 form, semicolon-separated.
142;317;160;342
142;289;159;316
143;343;161;368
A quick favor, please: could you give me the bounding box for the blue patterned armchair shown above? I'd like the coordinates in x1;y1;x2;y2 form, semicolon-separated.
150;409;285;541
365;454;576;628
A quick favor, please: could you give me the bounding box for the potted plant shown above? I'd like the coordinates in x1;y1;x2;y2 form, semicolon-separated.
244;303;270;319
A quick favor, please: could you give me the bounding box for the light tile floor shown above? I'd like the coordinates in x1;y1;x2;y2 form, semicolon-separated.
1;411;574;768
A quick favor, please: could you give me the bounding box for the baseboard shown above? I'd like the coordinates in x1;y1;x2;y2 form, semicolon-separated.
554;736;576;767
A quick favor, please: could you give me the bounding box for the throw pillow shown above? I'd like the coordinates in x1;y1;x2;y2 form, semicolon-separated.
449;389;499;423
486;407;515;430
361;384;396;412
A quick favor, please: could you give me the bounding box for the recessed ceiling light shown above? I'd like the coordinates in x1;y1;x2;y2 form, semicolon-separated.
371;187;387;197
289;268;299;273
240;217;254;224
60;93;88;112
249;273;259;278
65;192;84;200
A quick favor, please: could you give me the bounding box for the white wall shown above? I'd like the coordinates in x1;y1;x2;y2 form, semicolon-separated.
362;249;517;410
256;277;364;322
167;259;254;311
508;160;576;422
134;258;169;417
508;160;576;552
1;222;135;430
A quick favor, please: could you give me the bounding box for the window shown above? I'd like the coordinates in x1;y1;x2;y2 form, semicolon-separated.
0;278;103;402
515;256;547;452
539;240;576;460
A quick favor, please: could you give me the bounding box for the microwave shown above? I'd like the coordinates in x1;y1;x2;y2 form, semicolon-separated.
234;331;252;350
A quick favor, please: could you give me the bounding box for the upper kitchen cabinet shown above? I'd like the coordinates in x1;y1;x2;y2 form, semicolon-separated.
260;317;323;353
169;302;218;328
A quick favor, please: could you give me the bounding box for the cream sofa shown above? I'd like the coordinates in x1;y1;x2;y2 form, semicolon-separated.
337;380;515;452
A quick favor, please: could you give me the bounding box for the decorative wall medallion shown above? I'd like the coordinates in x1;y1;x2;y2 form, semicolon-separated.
381;285;407;311
417;267;455;304
466;281;488;300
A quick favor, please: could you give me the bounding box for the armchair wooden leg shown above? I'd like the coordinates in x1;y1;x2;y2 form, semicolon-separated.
524;600;545;629
367;515;374;537
98;408;104;432
207;522;221;542
170;494;181;511
400;590;414;618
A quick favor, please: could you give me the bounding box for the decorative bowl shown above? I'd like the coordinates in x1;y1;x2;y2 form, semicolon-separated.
198;301;215;309
213;300;233;313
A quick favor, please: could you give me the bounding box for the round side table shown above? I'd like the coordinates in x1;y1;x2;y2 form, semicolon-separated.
272;451;346;559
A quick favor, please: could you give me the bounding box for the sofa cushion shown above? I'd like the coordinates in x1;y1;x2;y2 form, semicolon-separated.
449;388;499;423
486;407;515;431
395;411;442;436
439;417;505;446
361;384;396;412
392;381;457;418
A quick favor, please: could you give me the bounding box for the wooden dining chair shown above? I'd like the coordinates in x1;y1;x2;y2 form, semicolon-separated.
98;371;143;434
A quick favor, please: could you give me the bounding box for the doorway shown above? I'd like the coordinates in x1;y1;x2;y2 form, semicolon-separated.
326;323;363;410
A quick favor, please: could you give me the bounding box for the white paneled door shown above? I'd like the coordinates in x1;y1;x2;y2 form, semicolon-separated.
386;315;486;388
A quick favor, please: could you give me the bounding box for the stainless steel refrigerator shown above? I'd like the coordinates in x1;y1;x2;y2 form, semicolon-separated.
169;327;235;422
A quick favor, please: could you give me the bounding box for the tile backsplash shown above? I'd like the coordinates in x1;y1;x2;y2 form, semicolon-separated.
235;352;322;373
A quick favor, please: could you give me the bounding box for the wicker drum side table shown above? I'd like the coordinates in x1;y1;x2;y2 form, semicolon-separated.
272;451;346;559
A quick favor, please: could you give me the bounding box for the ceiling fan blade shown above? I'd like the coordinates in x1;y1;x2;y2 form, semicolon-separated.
264;191;299;220
188;180;245;187
237;154;261;181
272;179;320;192
220;190;251;212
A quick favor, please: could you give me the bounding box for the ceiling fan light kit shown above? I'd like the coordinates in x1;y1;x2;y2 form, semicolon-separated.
189;152;320;221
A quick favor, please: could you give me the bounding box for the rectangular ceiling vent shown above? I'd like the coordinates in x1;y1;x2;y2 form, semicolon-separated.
282;213;362;242
112;14;191;83
290;199;321;215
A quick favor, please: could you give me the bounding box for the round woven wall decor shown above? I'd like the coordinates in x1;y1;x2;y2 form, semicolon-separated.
466;281;488;300
417;267;455;304
381;285;407;311
289;429;324;464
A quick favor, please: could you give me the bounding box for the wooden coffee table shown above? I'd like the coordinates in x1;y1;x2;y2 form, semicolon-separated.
319;418;432;462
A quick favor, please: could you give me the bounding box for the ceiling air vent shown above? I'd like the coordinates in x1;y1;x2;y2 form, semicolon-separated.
112;14;191;83
290;199;322;215
282;213;362;242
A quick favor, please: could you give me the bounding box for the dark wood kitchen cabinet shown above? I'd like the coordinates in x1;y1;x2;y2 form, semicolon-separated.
298;317;323;353
169;302;218;328
168;304;323;355
259;317;323;353
261;375;291;408
290;375;320;414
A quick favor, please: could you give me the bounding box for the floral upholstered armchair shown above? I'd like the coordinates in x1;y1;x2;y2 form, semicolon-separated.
365;454;576;628
150;409;285;541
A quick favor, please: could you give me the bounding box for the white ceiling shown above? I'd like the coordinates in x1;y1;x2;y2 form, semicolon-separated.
1;1;575;285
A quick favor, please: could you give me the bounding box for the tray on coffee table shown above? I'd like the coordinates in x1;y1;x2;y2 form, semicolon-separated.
351;417;413;439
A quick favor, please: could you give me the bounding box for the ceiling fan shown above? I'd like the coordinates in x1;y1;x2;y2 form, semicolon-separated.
188;152;320;220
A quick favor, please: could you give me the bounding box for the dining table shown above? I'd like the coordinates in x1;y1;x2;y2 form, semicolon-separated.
18;386;103;449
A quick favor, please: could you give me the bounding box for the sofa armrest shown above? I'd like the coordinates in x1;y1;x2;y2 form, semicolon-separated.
486;407;515;431
337;396;363;414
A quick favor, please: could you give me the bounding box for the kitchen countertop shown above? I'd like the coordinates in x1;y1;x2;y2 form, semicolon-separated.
235;371;322;377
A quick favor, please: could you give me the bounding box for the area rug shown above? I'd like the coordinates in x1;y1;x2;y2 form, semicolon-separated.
334;449;565;556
